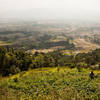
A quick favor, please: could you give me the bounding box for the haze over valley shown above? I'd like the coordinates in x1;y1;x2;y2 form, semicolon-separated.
0;0;100;100
0;20;100;54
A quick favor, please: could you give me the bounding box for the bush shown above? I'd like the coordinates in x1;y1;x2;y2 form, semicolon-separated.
9;65;20;75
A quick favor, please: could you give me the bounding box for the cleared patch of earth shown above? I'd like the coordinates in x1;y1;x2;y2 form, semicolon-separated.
0;41;11;46
63;38;100;55
27;46;65;54
73;38;100;51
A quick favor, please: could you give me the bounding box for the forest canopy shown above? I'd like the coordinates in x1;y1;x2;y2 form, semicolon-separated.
0;46;100;76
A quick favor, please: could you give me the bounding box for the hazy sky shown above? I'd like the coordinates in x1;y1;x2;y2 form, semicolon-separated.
0;0;100;21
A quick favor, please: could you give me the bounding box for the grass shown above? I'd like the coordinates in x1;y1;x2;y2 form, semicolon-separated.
0;67;100;100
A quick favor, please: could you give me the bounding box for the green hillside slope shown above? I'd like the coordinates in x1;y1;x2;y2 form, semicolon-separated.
0;67;100;100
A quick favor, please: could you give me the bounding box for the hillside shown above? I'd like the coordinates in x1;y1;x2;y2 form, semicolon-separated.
0;67;100;100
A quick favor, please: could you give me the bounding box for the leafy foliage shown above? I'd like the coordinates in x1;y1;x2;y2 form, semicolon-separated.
0;68;100;100
0;46;100;76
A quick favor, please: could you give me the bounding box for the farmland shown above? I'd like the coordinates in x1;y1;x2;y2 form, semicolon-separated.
1;21;100;53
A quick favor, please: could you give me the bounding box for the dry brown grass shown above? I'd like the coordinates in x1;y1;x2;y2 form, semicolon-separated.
0;41;11;46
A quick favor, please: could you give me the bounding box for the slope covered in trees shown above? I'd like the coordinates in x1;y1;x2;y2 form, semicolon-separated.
0;47;100;76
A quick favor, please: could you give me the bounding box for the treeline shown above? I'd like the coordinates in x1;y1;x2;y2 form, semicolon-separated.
0;47;100;76
0;47;56;76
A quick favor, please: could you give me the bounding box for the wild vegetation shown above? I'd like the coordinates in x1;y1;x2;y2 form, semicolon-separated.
0;46;100;76
0;67;100;100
